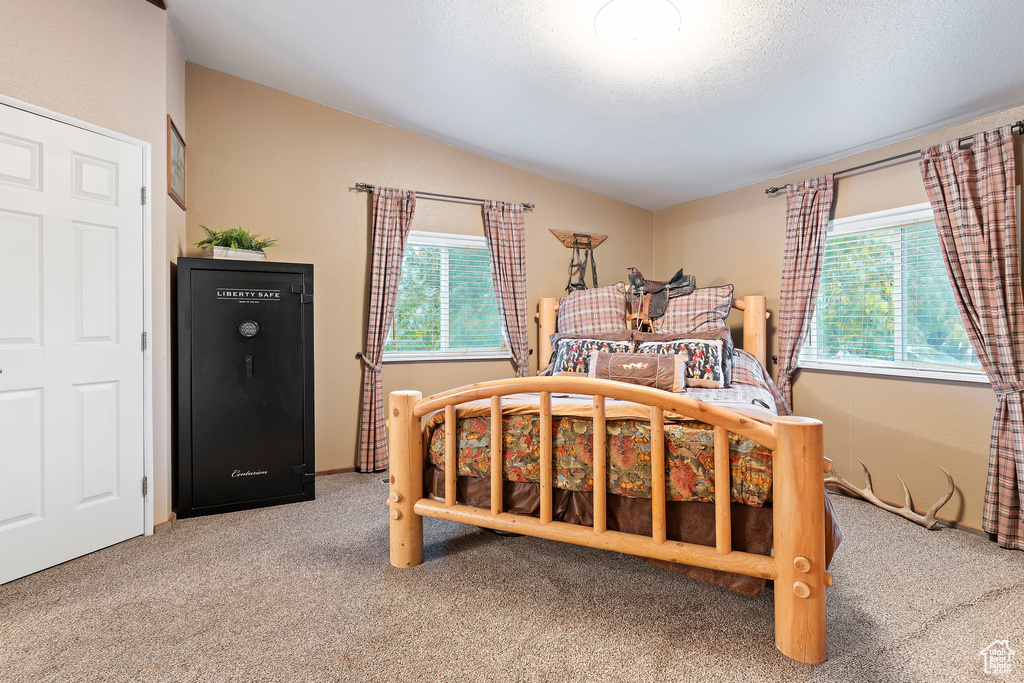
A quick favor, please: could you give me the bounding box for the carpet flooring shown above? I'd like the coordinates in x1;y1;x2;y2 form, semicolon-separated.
2;473;1023;682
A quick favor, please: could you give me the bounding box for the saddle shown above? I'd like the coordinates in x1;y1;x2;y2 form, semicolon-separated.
626;267;695;331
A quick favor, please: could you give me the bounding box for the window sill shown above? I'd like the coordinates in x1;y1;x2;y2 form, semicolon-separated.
798;360;989;384
383;351;513;363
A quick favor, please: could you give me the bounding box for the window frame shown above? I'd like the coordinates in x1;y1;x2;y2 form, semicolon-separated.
798;202;989;385
382;230;511;363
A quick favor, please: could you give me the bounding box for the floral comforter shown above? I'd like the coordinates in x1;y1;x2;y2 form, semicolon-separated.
425;351;780;507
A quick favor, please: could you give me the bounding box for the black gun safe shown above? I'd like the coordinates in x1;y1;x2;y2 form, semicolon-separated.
176;257;314;517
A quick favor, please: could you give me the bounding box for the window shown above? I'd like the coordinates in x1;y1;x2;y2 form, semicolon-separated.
384;231;508;361
799;203;985;382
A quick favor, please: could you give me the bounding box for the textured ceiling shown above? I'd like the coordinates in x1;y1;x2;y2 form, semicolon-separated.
168;0;1024;210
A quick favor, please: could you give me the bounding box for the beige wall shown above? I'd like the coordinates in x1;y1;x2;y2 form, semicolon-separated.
184;64;654;474
654;106;1024;529
0;0;186;524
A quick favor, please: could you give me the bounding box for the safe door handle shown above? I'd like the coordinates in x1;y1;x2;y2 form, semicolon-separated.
245;355;253;378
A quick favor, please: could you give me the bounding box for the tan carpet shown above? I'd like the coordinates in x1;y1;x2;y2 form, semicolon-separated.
1;473;1023;682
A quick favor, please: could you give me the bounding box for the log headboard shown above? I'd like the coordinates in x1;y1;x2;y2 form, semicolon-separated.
537;295;769;373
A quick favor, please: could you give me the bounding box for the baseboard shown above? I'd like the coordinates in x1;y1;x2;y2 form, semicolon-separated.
316;467;356;476
154;511;177;529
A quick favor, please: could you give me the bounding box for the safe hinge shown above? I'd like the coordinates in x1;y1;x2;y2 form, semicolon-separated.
292;464;316;483
141;186;147;205
141;331;148;351
142;475;148;497
290;284;314;304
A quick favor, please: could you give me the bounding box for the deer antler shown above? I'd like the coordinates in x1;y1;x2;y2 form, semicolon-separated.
824;460;955;530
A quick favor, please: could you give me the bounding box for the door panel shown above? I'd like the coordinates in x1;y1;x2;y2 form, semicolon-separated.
74;221;119;344
0;210;43;346
0;132;41;190
0;103;145;585
74;381;120;507
0;388;43;530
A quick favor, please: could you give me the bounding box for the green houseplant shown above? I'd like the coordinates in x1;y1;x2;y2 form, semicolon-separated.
195;225;278;261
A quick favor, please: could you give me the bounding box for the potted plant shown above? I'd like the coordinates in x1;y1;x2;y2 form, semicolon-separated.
195;225;278;261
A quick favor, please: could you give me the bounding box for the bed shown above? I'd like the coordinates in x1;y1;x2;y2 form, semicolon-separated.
386;284;838;664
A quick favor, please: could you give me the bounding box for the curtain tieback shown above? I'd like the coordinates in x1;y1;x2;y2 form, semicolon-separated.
992;383;1024;397
356;351;382;373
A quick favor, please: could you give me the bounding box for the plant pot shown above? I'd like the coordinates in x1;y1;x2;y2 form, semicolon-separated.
203;246;267;261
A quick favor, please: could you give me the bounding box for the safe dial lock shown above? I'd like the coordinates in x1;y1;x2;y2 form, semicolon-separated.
239;320;260;338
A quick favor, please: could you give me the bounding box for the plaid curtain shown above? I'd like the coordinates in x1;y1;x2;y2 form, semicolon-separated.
920;126;1024;549
359;187;416;472
776;175;835;413
482;201;529;377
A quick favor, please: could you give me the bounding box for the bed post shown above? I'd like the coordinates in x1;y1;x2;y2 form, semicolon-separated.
537;297;558;373
742;295;768;368
772;415;827;664
388;390;423;568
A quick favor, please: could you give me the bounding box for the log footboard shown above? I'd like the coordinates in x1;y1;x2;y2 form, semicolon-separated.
386;379;830;664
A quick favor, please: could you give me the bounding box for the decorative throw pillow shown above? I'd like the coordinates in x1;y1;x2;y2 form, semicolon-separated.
557;282;629;335
550;337;634;374
652;284;734;334
544;331;633;372
632;327;734;386
636;338;726;388
587;351;687;393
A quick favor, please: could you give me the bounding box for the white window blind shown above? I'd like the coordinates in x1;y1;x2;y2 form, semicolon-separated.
799;203;985;382
384;231;508;360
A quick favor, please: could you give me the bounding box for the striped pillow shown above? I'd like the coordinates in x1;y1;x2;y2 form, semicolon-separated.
557;283;629;335
653;285;734;334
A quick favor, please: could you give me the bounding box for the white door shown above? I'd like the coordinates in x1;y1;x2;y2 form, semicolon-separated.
0;102;146;584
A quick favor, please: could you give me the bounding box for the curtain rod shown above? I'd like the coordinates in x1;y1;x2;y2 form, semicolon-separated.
355;182;534;211
764;120;1024;195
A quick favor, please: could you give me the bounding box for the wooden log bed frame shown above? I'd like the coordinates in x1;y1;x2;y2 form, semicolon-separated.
386;295;833;664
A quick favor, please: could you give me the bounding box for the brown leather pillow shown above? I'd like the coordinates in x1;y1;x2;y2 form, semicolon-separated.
587;351;687;393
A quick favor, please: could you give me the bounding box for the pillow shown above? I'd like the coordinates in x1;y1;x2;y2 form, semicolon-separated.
652;285;734;334
557;282;629;335
544;331;633;372
587;351;687;393
636;338;727;388
632;327;734;386
549;337;634;374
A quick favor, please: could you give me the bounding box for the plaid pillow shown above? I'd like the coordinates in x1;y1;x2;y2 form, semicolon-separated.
550;337;634;374
636;338;726;388
557;283;629;335
652;285;734;334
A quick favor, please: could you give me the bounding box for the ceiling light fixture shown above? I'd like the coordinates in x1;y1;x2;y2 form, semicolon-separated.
594;0;682;52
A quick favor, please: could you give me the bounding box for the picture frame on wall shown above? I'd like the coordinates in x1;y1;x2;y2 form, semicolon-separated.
167;115;186;210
